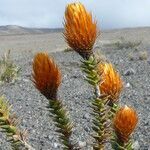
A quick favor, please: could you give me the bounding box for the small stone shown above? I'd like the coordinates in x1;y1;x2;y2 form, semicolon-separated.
22;78;29;82
26;103;29;106
144;121;149;126
24;73;31;77
83;113;90;120
29;61;32;66
32;129;36;133
48;135;53;140
78;141;86;148
125;82;131;88
84;126;90;132
19;84;23;87
132;141;140;150
147;59;150;64
53;142;59;148
124;68;135;76
40;140;44;146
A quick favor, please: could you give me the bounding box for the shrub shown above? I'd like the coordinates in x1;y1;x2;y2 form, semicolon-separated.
0;50;20;84
114;37;141;50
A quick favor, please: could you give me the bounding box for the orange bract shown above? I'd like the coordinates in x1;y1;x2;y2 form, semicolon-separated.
64;2;98;59
114;106;138;143
98;63;123;102
32;52;61;100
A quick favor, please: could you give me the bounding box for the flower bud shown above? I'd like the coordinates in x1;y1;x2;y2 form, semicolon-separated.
98;63;123;103
32;52;61;100
64;2;98;59
114;105;138;143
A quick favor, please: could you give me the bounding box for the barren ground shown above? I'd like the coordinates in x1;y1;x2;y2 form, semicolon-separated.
0;27;150;150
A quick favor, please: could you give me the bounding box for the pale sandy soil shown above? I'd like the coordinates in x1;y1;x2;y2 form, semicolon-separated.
0;27;150;56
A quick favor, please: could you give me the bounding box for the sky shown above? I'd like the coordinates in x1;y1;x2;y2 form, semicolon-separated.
1;0;150;29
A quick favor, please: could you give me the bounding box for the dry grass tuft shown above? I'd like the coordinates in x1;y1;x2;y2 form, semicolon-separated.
138;51;148;60
63;47;73;52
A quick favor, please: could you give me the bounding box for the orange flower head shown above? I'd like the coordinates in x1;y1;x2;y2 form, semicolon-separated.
64;2;98;59
98;63;123;103
32;52;61;100
114;105;138;143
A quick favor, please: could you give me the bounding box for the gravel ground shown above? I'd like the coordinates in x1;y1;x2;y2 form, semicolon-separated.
0;28;150;150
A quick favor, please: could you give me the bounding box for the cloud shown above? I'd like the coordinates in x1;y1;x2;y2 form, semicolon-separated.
1;0;150;29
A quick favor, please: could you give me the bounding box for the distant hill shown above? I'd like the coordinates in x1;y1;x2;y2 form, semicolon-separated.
0;25;63;35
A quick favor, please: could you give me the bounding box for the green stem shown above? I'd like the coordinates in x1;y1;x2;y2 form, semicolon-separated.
108;103;119;120
111;136;133;150
81;55;110;149
48;99;74;150
0;96;34;150
91;95;110;150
